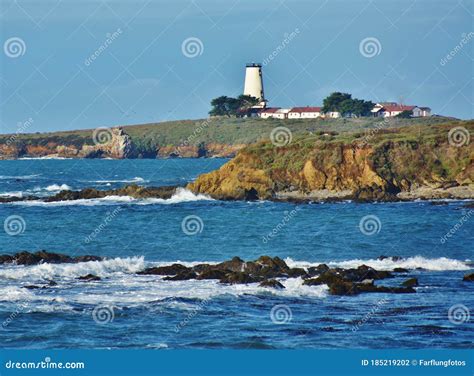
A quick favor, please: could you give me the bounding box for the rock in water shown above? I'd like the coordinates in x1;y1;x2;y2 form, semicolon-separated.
402;278;418;287
463;273;474;282
219;272;261;284
137;264;190;276
163;271;197;281
259;279;285;289
77;274;101;281
0;251;103;265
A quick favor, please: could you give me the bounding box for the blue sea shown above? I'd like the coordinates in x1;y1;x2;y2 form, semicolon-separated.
0;159;472;349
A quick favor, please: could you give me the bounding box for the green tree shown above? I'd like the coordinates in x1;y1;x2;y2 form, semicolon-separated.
209;96;231;116
322;92;374;117
209;95;260;117
322;92;352;113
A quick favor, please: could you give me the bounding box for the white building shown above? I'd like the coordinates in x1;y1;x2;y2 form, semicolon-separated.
325;111;341;118
372;103;432;118
288;107;322;119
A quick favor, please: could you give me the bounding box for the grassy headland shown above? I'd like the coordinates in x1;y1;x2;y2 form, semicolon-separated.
187;119;474;201
0;116;460;159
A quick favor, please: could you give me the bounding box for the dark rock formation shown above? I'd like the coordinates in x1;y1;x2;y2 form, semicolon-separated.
393;267;409;273
0;184;178;204
77;274;101;281
163;271;197;281
402;278;418;287
462;273;474;282
137;264;190;276
0;251;103;265
219;272;261;284
259;279;285;289
307;264;330;277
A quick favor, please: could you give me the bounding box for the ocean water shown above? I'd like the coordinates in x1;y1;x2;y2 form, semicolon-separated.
0;159;472;349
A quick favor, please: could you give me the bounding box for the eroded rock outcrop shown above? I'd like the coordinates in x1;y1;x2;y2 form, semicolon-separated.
187;123;474;201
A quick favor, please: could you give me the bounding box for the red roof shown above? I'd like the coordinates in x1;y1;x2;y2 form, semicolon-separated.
259;107;281;113
382;105;416;112
289;107;322;113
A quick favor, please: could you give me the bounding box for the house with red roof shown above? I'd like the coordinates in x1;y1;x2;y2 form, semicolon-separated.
372;103;431;118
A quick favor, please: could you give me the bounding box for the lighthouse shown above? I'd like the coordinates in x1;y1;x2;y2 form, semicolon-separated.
243;63;267;108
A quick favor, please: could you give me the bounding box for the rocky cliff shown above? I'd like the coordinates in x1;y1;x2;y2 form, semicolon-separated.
187;122;474;201
0;127;134;159
0;127;245;159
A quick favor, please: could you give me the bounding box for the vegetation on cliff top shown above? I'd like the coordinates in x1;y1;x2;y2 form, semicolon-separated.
187;120;473;200
0;116;458;156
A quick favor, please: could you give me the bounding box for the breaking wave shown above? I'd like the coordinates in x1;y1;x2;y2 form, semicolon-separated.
285;256;471;271
9;188;213;206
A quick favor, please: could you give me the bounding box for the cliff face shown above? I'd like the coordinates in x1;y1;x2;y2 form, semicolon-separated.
0;128;245;159
0;127;134;159
188;123;474;201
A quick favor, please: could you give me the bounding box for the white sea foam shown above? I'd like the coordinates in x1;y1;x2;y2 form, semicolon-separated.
18;156;72;160
0;191;23;198
86;177;148;184
33;184;72;192
284;256;471;271
9;188;213;206
0;256;145;281
0;174;41;180
137;188;214;205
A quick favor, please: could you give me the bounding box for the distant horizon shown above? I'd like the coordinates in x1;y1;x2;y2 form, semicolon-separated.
1;0;473;134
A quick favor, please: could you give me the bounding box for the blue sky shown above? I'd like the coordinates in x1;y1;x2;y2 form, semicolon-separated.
0;0;472;134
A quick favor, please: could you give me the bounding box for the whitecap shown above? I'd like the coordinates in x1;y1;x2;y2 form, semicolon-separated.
85;177;148;184
9;188;213;206
284;256;471;271
0;256;145;281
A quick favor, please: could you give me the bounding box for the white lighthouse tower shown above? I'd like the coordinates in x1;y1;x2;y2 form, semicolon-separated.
243;63;266;108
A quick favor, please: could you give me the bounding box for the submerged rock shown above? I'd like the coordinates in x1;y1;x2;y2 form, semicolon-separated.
163;271;197;281
462;273;474;282
393;267;409;273
259;279;285;289
402;278;418;287
377;255;403;262
77;274;101;281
